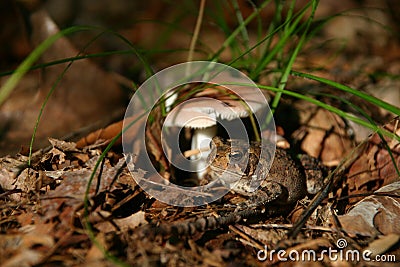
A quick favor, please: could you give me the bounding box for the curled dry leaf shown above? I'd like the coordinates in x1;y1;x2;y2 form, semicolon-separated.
0;156;28;196
363;233;400;258
0;8;127;156
76;115;146;150
0;223;55;267
13;168;41;193
345;119;400;204
48;138;78;152
235;223;287;247
115;211;147;232
338;181;400;237
1;249;43;267
95;211;147;234
292;100;354;166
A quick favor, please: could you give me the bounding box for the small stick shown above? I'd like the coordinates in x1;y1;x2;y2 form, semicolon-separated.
183;146;210;158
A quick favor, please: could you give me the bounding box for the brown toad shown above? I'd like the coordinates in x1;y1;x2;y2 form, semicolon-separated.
207;136;309;205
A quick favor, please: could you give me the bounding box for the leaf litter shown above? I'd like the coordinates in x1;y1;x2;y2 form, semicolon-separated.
1;1;400;266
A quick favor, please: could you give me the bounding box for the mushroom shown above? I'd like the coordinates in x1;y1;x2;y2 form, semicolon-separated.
163;84;270;178
122;61;275;206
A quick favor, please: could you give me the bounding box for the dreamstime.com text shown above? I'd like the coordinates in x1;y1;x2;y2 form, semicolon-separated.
257;239;396;263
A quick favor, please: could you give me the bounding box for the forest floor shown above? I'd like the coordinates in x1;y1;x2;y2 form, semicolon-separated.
1;1;400;266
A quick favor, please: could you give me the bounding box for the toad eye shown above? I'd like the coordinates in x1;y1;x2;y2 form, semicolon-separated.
229;150;243;162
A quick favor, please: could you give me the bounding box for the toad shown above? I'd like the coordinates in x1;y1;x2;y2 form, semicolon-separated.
207;137;323;206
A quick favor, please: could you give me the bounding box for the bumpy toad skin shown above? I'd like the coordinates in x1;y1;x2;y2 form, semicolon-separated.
207;137;307;204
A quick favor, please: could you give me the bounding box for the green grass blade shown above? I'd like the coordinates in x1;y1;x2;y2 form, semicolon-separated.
221;81;399;142
318;92;400;176
27;31;109;165
291;71;400;116
210;0;272;62
251;0;315;79
231;0;250;51
259;84;400;142
0;48;192;78
0;25;92;107
83;111;147;267
269;0;319;113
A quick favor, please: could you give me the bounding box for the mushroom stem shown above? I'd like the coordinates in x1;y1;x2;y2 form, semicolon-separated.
190;126;217;178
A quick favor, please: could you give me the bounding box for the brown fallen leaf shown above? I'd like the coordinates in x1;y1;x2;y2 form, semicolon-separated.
1;249;43;267
345;118;400;204
338;181;400;237
0;223;55;267
76;114;145;149
292;100;354;166
0;155;29;201
233;222;287;247
95;211;147;233
363;233;400;258
85;233;107;263
0;8;127;156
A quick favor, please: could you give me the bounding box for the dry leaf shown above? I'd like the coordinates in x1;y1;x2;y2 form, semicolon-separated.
0;156;28;198
292;101;353;165
346;119;400;204
0;8;127;156
0;223;55;267
48;138;78;152
363;233;400;258
1;249;43;267
86;233;107;263
114;211;147;231
338;181;400;237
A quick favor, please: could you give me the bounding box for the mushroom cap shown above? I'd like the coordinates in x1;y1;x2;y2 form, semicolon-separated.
163;86;267;129
163;98;217;129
